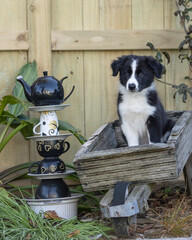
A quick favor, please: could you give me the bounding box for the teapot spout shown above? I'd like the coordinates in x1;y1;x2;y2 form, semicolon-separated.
16;76;32;103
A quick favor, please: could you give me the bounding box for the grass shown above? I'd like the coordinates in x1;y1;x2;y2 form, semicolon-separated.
150;196;192;237
0;188;111;240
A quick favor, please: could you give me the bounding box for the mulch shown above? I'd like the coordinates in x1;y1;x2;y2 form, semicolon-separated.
80;180;192;240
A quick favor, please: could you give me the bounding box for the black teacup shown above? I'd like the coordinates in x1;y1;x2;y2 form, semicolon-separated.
35;179;71;199
36;140;70;158
29;158;66;174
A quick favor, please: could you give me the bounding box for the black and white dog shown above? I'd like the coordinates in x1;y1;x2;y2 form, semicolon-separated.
111;55;174;147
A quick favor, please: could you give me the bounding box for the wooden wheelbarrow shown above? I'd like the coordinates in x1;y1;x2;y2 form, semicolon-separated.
73;111;192;236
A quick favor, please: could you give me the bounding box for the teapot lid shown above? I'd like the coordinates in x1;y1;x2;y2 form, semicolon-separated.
43;71;48;76
39;71;58;81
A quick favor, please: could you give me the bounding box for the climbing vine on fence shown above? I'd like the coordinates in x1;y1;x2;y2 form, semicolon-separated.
147;0;192;103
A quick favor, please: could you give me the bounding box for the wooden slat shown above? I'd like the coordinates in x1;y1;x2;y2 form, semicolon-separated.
0;31;28;50
51;30;184;51
0;29;184;51
27;0;52;74
27;0;52;164
74;111;192;192
0;0;29;170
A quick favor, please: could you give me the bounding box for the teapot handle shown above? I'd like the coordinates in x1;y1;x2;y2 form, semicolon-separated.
63;141;70;153
63;86;75;102
60;76;68;84
29;161;41;174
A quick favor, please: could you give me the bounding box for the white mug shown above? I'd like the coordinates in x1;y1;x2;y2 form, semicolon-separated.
33;111;59;136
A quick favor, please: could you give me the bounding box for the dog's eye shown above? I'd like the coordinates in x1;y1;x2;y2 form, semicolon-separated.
138;72;144;78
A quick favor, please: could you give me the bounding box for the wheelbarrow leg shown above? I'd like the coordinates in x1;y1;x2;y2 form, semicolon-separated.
184;154;192;195
100;183;153;237
113;214;137;236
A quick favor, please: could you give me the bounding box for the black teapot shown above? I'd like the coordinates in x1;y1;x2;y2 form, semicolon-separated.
17;71;75;106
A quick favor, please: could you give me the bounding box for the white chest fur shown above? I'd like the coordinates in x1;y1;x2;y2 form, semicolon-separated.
118;84;156;146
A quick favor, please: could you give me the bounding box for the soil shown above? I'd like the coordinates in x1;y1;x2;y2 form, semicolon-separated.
79;180;192;240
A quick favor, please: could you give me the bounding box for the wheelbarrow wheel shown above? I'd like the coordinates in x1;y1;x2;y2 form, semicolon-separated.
113;217;129;236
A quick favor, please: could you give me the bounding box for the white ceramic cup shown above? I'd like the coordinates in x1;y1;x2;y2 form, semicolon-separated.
33;111;59;136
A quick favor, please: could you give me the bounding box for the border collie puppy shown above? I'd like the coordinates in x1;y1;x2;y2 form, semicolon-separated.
111;55;174;147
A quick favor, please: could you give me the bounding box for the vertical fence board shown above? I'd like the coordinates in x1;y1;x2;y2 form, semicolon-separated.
27;0;51;74
51;0;83;30
0;0;26;30
27;0;52;164
0;0;28;171
99;0;132;125
132;0;166;107
1;0;192;169
52;52;84;164
164;1;192;110
100;0;132;30
51;0;84;163
83;0;102;137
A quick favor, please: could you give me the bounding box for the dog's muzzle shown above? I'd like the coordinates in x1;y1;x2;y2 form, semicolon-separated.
128;83;137;92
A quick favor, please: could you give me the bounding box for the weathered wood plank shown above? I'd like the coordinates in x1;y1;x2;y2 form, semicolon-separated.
75;143;176;191
27;0;52;74
183;154;192;195
0;31;28;50
51;30;184;51
168;112;192;176
74;111;192;192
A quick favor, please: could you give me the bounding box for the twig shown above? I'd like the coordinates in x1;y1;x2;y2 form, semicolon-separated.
155;78;176;88
175;0;188;35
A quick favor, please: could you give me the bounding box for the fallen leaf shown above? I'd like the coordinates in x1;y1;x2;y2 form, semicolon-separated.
67;229;80;238
44;210;62;220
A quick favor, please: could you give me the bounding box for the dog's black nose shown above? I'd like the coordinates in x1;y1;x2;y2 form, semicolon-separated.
128;83;136;91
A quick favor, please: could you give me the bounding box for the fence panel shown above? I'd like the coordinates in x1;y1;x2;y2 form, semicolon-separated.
0;0;190;170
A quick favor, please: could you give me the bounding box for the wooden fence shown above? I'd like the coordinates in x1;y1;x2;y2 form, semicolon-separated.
0;0;192;170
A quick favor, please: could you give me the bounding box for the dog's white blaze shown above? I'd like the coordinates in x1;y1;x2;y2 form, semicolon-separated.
119;83;156;146
126;60;139;91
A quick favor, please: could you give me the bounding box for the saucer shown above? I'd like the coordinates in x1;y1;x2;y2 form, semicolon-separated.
27;133;72;141
28;169;75;179
29;104;70;112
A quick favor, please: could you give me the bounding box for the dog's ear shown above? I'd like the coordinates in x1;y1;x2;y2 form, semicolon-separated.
111;58;124;76
147;56;163;79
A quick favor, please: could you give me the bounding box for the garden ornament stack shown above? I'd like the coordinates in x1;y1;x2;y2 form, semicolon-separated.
17;71;83;219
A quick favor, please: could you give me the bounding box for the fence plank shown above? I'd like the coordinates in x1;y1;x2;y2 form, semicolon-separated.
0;31;28;50
27;0;52;164
51;30;183;51
27;0;51;74
0;0;28;170
164;1;192;111
83;0;102;137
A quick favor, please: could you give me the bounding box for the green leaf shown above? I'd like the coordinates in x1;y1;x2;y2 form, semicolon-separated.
184;76;192;81
0;188;9;197
179;39;189;51
59;120;80;132
155;51;163;62
182;92;187;102
162;51;171;64
146;42;157;51
174;10;181;16
0;95;21;117
59;120;87;144
9;61;38;117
